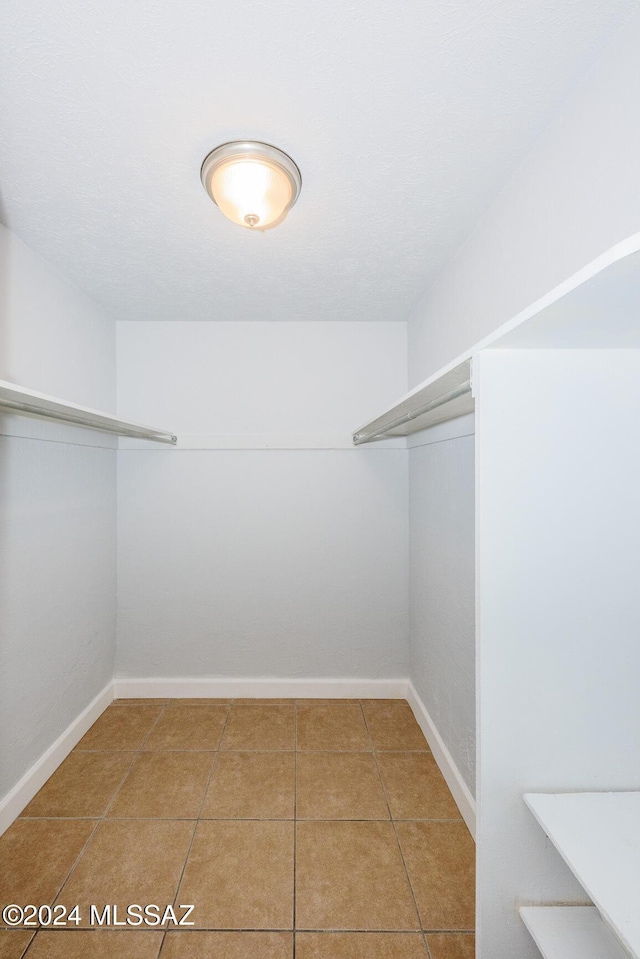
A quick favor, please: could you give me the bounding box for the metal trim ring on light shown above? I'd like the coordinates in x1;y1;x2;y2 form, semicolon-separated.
200;141;302;230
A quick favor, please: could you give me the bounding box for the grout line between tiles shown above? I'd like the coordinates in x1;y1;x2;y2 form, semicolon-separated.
29;759;138;935
293;704;297;957
73;747;442;753
42;703;172;936
24;704;167;939
15;815;462;823
13;926;474;933
13;931;35;959
360;703;424;935
100;704;169;817
53;753;135;881
168;702;232;937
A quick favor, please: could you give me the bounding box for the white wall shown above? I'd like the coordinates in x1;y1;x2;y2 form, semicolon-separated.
407;10;640;386
476;349;640;959
116;321;409;680
0;223;116;804
0;224;115;408
409;424;475;794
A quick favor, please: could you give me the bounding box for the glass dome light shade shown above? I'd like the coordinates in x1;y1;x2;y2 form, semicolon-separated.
201;142;301;231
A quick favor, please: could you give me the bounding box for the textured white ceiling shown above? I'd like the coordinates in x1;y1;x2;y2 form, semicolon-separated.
0;0;635;322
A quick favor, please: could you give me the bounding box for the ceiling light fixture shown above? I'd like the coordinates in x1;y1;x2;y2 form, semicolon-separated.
200;141;301;231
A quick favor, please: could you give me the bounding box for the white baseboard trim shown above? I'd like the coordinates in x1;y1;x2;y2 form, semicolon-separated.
113;676;410;700
0;682;114;837
406;681;476;839
0;674;476;840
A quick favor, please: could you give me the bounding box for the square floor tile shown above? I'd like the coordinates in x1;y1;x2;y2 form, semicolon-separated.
0;819;95;909
76;706;163;751
201;752;294;819
220;706;295;751
22;752;134;818
176;820;294;929
0;931;34;958
160;931;293;958
361;702;428;751
426;934;475;959
376;753;460;820
107;751;215;818
23;931;163;958
144;706;228;750
296;933;428;958
296;706;370;751
56;820;194;927
395;822;475;930
296;753;388;820
296;822;419;930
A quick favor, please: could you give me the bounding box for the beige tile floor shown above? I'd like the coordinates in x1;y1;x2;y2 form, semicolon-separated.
0;699;474;958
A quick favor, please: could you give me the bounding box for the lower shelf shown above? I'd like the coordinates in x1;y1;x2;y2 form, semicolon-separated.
520;906;629;959
524;792;640;957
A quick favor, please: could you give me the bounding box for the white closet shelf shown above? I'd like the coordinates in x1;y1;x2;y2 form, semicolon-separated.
352;359;472;445
520;906;629;959
0;379;177;445
525;792;640;959
353;231;640;445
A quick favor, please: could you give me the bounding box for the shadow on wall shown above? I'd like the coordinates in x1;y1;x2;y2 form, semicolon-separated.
0;200;11;378
0;201;13;794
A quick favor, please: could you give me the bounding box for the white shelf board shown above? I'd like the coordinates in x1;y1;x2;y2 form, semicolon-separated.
352;358;473;445
0;379;177;445
520;906;630;959
352;230;640;444
481;232;640;351
525;792;640;958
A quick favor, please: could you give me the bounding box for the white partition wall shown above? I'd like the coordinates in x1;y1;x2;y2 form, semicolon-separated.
475;348;640;958
351;236;640;957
